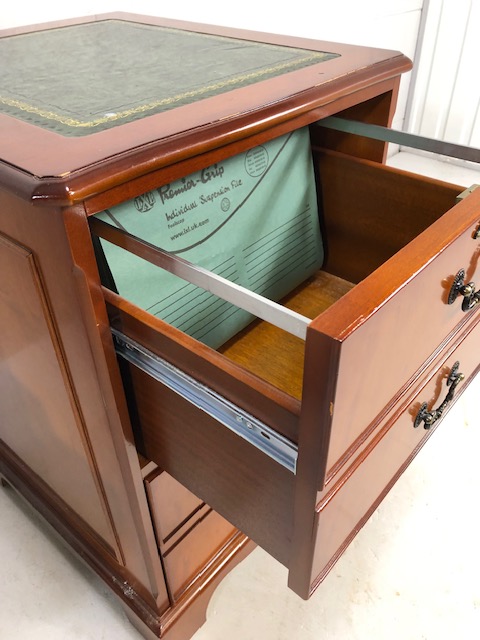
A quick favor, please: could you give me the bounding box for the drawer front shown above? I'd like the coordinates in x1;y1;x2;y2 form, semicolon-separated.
162;508;237;600
145;469;203;543
144;468;237;600
304;317;480;596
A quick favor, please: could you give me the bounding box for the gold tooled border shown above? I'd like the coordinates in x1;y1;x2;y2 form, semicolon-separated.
0;52;331;130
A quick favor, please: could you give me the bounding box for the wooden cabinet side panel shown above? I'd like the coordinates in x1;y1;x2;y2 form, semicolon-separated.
0;194;169;612
0;230;114;546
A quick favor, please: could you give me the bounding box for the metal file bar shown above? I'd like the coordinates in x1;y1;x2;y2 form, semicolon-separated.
317;116;480;164
112;329;298;473
91;217;311;340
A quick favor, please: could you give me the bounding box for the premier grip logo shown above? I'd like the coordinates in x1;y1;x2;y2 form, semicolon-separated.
157;163;226;207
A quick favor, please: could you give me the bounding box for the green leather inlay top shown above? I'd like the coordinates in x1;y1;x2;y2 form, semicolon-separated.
0;20;338;137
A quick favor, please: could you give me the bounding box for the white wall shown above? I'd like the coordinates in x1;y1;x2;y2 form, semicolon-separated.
406;0;480;155
1;1;424;131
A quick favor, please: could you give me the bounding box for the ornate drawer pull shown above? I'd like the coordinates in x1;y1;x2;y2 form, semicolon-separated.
414;361;464;429
448;269;480;312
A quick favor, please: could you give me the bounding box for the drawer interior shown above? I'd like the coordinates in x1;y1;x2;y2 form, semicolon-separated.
218;270;354;398
92;137;463;406
219;147;463;398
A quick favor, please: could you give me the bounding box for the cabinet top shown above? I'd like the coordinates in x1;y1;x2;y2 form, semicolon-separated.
0;13;411;204
1;19;339;137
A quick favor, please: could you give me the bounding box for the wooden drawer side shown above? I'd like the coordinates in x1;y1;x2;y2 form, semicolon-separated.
105;289;301;443
127;362;295;568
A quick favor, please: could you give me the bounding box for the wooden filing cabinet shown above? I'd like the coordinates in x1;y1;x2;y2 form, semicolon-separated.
0;12;479;639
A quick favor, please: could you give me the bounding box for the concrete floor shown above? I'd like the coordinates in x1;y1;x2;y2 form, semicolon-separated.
1;152;479;639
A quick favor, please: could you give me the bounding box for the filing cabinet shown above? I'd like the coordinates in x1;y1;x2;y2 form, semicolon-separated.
1;12;478;639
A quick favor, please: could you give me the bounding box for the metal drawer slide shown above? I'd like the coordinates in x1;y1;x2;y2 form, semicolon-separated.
318;116;480;164
112;329;298;474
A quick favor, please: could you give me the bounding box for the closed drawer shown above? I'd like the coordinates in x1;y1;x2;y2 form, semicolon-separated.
91;126;480;600
145;468;203;543
144;468;236;600
162;508;237;600
305;315;480;594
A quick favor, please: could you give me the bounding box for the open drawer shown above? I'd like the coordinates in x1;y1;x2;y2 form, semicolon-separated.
90;129;480;599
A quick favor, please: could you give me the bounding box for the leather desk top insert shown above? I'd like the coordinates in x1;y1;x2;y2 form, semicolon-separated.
0;20;336;136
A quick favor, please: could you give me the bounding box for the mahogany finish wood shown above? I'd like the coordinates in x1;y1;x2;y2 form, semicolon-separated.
130;362;295;566
308;314;480;592
305;159;480;482
144;470;205;544
290;169;480;596
316;149;463;283
311;90;400;162
0;229;114;546
162;508;238;601
144;468;238;601
1;12;478;639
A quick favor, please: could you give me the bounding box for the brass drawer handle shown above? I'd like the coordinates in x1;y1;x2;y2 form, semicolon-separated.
414;361;464;429
448;268;480;312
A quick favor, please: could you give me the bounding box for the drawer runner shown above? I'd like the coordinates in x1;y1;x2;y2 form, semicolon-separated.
112;328;298;473
318;116;480;164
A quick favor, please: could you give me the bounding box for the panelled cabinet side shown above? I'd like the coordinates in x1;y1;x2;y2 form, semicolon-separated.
0;189;115;548
61;202;258;634
0;185;170;612
61;203;171;608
